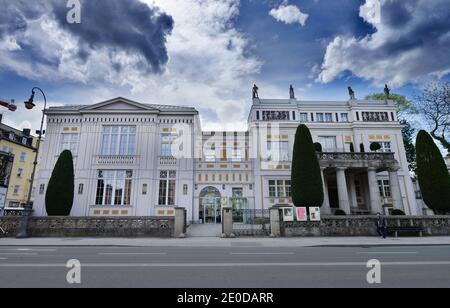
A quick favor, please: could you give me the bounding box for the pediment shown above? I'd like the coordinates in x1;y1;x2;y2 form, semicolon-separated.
81;97;159;112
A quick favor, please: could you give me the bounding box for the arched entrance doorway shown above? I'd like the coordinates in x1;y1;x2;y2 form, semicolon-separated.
199;187;222;224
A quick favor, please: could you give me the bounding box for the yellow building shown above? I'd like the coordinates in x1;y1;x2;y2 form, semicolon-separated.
0;118;42;213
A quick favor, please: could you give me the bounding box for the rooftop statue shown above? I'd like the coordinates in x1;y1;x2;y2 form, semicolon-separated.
348;86;356;100
252;84;259;99
384;84;391;99
290;85;295;99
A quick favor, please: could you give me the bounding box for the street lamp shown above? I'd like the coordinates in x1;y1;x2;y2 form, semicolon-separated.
16;87;47;238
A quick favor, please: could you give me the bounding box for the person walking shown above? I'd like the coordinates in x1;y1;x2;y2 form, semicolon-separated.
375;212;388;239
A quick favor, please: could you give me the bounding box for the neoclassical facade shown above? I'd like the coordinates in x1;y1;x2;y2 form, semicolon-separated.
33;95;419;223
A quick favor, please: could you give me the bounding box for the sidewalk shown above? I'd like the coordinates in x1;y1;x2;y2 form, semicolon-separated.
1;236;450;247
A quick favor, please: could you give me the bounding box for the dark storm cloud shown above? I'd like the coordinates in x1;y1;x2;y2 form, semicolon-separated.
51;0;174;73
319;0;450;86
0;0;174;73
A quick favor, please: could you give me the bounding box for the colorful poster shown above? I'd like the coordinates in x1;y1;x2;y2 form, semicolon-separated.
309;207;321;221
282;207;294;222
296;207;308;221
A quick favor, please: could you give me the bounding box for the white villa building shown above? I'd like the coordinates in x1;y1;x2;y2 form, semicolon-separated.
33;92;419;223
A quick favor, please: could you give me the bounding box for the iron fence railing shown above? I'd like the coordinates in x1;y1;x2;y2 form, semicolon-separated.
232;209;271;236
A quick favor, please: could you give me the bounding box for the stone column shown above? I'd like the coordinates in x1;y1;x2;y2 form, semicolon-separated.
348;173;358;209
367;168;383;214
221;207;234;238
336;167;351;214
389;168;404;211
321;168;331;215
174;207;187;238
269;207;281;237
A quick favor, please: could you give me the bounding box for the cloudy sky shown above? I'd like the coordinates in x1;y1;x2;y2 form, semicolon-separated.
0;0;449;131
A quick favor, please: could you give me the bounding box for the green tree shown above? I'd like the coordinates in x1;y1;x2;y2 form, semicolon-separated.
366;93;417;171
291;125;324;207
45;150;75;216
365;93;414;116
401;119;417;172
416;130;450;214
370;142;381;152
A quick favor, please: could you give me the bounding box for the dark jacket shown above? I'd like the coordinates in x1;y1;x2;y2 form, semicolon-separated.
375;217;387;229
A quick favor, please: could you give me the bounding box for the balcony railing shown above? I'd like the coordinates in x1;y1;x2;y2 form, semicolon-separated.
95;155;137;165
317;152;398;171
159;156;178;166
318;152;395;161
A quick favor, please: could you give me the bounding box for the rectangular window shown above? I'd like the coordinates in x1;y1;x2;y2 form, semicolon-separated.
267;141;289;162
160;133;178;157
183;184;188;195
340;113;349;122
13;185;20;195
142;184;148;195
268;180;291;198
299;113;308;122
204;144;216;162
232;188;243;198
371;142;392;153
378;180;391;198
317;136;337;152
101;126;136;156
95;170;133;206
61;133;79;155
19;152;26;162
316;113;324;122
158;171;176;206
17;168;23;178
231;149;242;162
78;183;84;195
325;113;333;122
39;184;45;195
381;142;392;153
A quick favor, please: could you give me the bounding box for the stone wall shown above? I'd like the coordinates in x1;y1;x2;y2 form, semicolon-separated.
0;217;174;238
281;216;450;237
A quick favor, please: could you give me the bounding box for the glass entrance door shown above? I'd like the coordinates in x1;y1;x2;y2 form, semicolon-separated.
202;197;221;224
231;198;248;223
199;187;222;224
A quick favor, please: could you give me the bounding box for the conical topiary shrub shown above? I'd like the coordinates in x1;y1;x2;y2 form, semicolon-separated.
45;150;75;216
291;125;324;207
416;130;450;215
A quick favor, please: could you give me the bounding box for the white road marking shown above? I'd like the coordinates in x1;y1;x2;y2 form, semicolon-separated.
0;253;37;256
0;261;449;268
0;258;7;260
230;252;295;255
0;249;56;252
357;252;418;255
98;252;167;256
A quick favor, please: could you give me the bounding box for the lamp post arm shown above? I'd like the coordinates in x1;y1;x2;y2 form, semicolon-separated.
25;87;47;209
17;87;47;238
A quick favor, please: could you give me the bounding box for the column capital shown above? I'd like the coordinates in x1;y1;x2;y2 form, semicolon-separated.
367;167;377;172
336;167;347;171
388;167;401;173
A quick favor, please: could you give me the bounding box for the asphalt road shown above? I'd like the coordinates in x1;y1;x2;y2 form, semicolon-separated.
0;245;449;288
